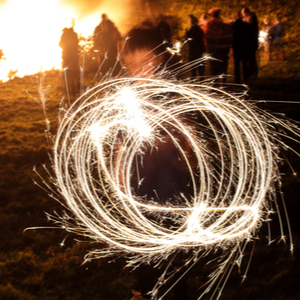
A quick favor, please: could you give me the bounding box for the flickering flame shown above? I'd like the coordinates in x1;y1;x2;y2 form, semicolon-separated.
0;0;71;80
0;0;128;82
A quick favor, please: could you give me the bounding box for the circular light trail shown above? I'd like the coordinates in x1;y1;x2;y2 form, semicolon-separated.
53;76;277;261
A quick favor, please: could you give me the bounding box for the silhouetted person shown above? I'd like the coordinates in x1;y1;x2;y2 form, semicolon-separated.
93;13;121;76
59;26;80;100
232;11;251;83
119;24;196;299
269;17;285;60
120;22;168;76
185;14;206;80
93;13;109;65
203;8;232;84
242;7;259;81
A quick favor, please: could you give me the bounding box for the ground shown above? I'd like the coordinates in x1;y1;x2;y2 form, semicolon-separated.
0;59;300;300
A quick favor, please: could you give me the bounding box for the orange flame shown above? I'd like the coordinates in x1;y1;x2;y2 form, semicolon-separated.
0;0;132;81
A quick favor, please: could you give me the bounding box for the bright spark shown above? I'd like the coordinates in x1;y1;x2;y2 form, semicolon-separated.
41;66;300;299
52;76;278;255
167;41;184;55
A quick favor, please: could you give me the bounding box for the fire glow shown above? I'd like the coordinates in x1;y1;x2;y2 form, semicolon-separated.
0;0;129;81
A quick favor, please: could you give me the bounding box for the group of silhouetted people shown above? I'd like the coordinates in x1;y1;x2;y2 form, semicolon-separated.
59;13;122;100
59;8;285;99
185;7;260;85
185;7;285;84
58;13;172;100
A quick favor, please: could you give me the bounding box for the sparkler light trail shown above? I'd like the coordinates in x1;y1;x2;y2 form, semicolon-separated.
45;68;298;298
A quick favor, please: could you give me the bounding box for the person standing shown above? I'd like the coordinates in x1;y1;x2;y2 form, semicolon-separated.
241;7;259;80
93;13;121;75
93;13;109;67
185;14;206;80
119;24;195;299
203;8;232;84
59;25;80;101
269;17;285;61
232;11;252;83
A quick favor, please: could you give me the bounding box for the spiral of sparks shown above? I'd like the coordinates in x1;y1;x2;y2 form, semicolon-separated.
52;76;279;266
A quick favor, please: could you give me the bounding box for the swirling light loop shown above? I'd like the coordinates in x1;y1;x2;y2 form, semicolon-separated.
53;77;275;258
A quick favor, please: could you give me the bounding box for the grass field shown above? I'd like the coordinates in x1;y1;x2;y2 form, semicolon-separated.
1;60;300;300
